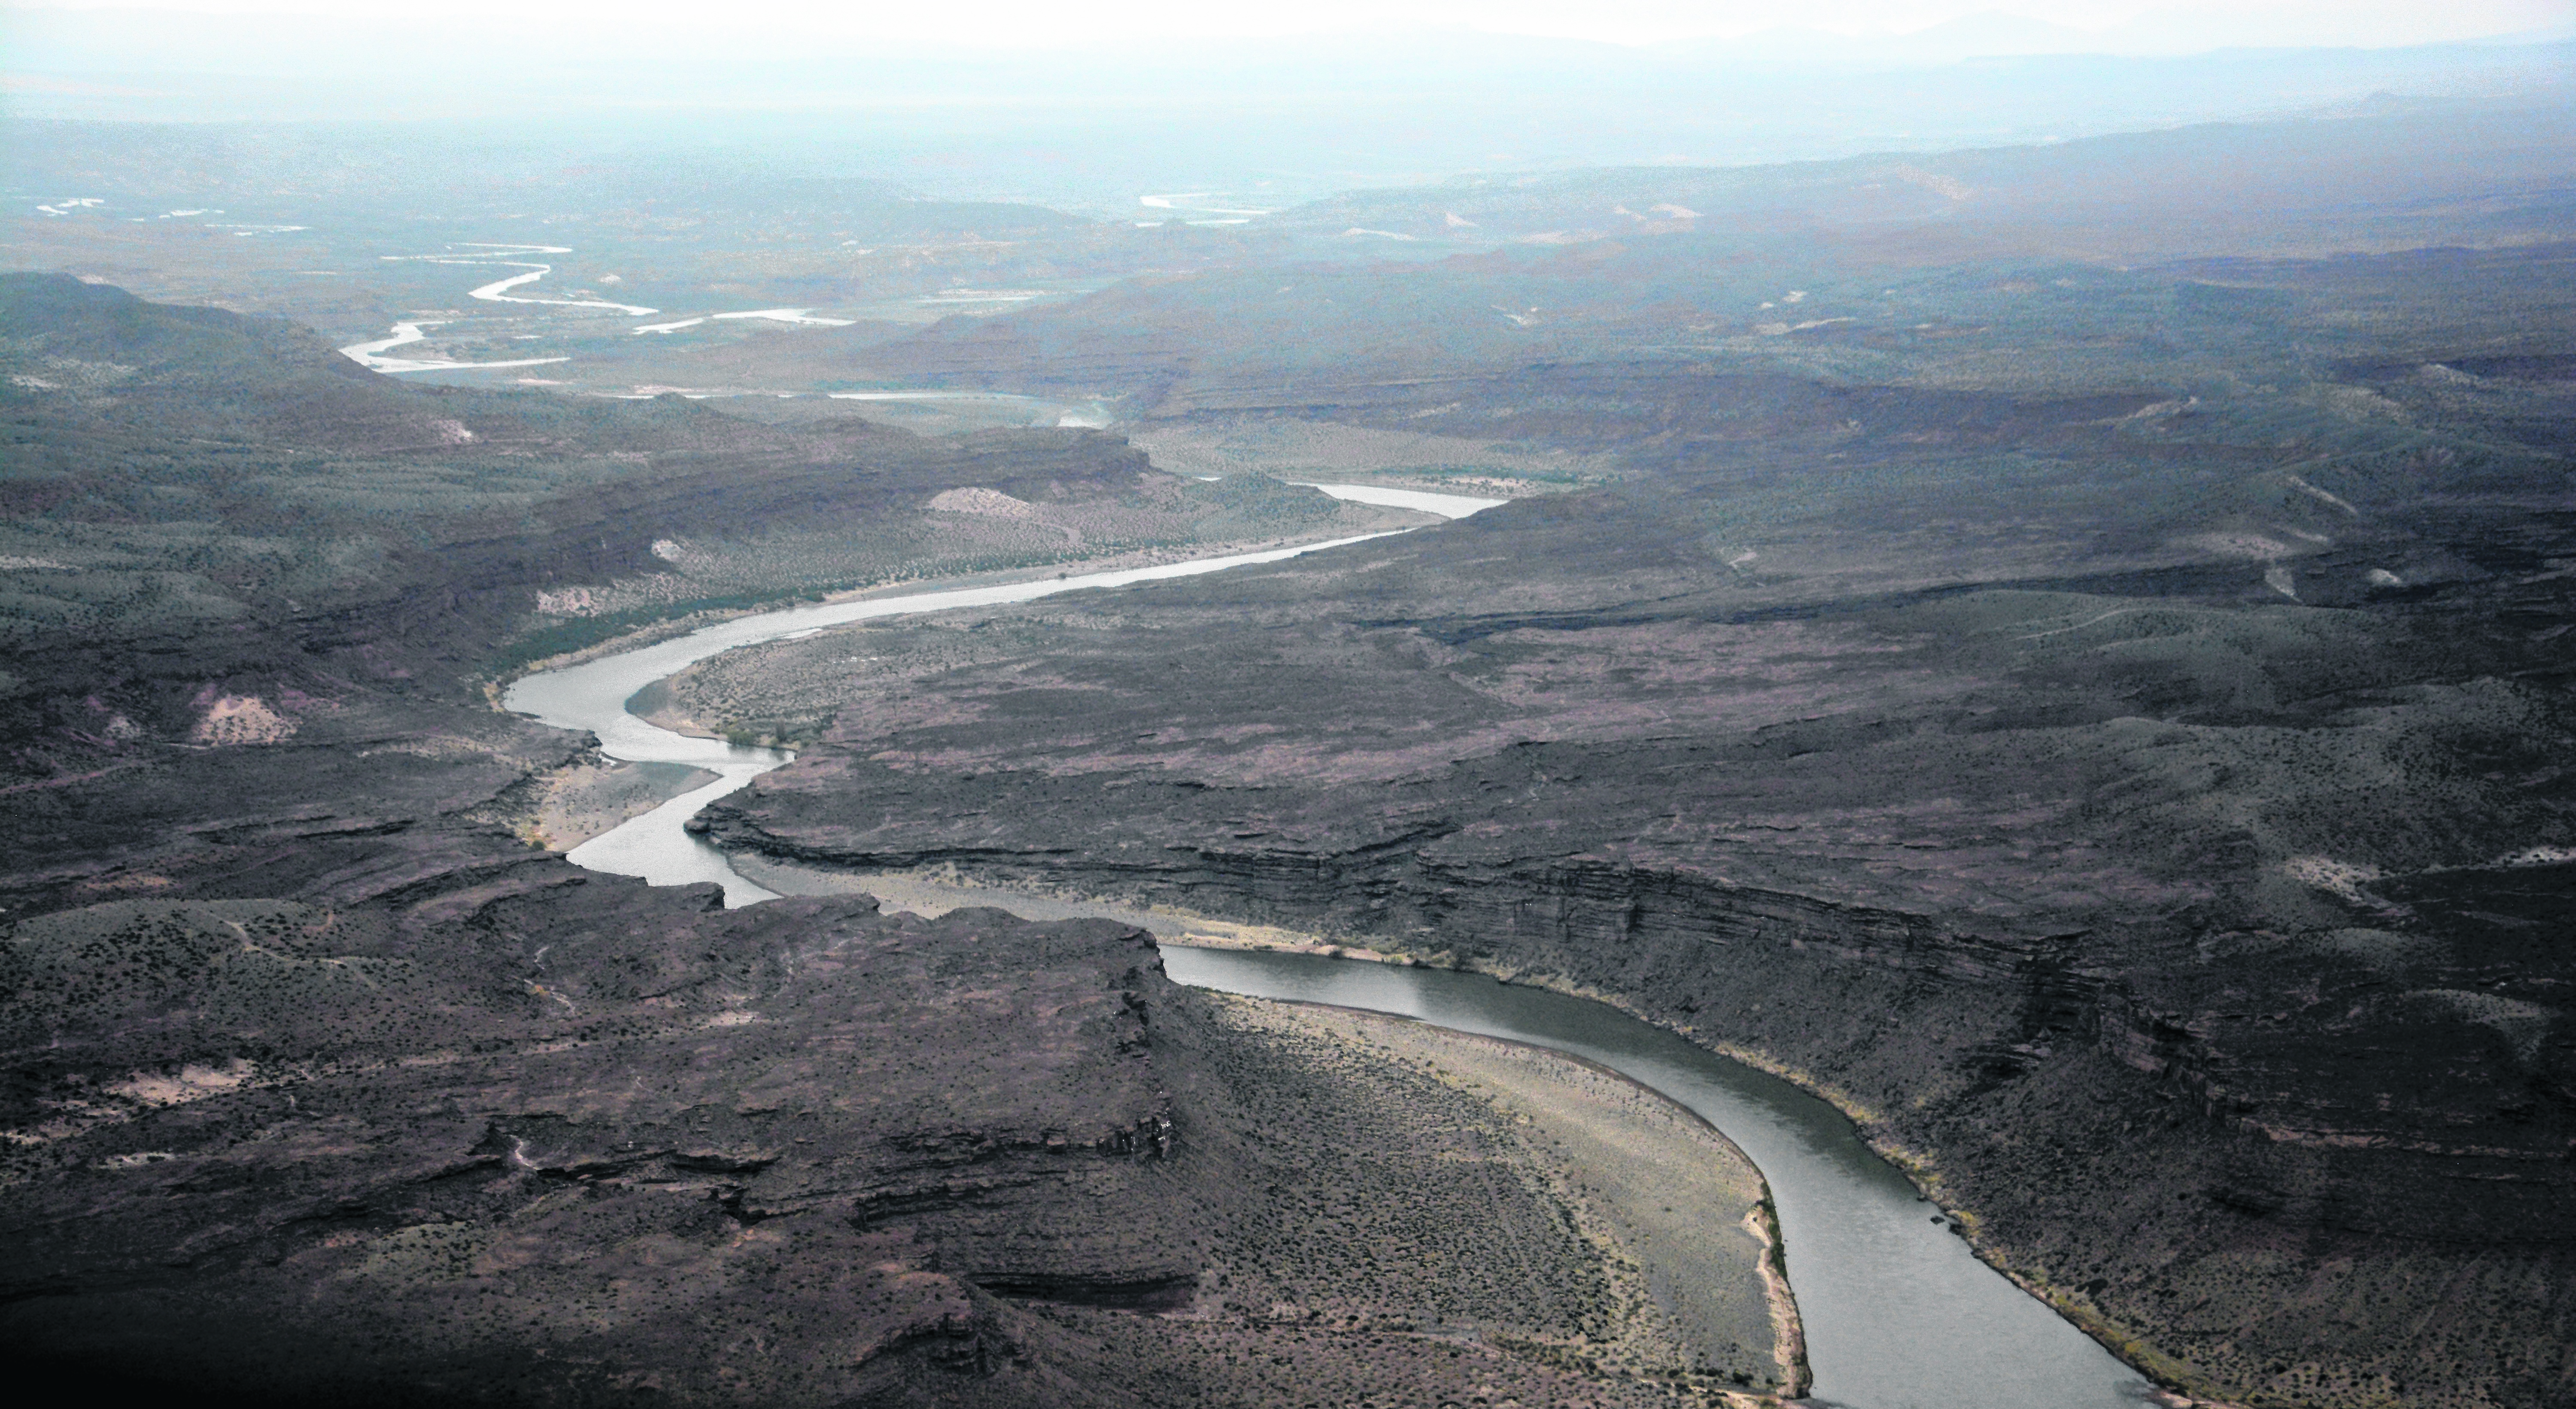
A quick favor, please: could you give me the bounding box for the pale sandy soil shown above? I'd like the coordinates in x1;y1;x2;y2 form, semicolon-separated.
529;758;719;849
732;855;1804;1398
1213;997;1803;1400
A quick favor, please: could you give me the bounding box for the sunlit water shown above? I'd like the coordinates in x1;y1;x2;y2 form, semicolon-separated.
504;482;2152;1407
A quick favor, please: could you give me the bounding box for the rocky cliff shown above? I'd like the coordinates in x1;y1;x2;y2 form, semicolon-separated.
702;313;2576;1407
3;278;1756;1406
5;871;1787;1406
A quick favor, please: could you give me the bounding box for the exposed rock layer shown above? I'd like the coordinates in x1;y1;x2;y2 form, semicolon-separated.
4;883;1791;1406
704;346;2576;1408
1;277;1780;1406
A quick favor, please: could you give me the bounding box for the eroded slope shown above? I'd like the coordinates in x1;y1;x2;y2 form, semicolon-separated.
704;243;2576;1409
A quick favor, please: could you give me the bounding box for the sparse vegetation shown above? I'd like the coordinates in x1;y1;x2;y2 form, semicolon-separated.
5;85;2574;1409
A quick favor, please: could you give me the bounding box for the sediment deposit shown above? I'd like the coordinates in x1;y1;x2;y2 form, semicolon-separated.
9;274;1690;1406
702;328;2576;1407
3;882;1794;1406
11;100;2576;1406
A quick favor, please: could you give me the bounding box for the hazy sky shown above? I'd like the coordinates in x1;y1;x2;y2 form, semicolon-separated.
9;0;2570;49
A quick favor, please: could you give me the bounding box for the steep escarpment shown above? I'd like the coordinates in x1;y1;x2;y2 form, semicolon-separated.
0;275;1413;908
0;275;1407;657
712;601;2573;1405
1;889;1186;1405
3;879;1794;1407
704;286;2576;1407
1;278;1779;1406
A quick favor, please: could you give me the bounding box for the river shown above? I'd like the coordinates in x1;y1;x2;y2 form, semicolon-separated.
501;484;2156;1409
1160;948;2152;1409
337;320;574;375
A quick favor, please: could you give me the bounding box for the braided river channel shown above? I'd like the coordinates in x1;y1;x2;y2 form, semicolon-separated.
502;485;2155;1409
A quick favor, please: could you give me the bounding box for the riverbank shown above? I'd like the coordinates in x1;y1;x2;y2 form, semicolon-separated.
721;855;1807;1393
1218;997;1805;1397
504;480;2164;1407
731;855;1384;952
592;519;1445;751
1170;992;1801;1404
498;517;1447;908
484;516;1436;700
524;756;721;850
738;855;2160;1405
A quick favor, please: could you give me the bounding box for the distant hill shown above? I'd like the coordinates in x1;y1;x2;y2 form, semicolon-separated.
1281;94;2576;256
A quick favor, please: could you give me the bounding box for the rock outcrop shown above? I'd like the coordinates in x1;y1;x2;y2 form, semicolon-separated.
703;390;2576;1407
1;277;1760;1406
5;876;1789;1406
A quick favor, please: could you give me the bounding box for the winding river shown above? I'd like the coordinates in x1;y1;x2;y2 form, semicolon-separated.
502;485;2155;1409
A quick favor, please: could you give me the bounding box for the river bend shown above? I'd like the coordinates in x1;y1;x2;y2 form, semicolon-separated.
502;486;2154;1409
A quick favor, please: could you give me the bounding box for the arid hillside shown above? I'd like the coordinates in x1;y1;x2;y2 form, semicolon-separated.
703;237;2576;1409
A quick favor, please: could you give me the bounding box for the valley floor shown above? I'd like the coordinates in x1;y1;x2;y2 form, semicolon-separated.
1135;996;1798;1405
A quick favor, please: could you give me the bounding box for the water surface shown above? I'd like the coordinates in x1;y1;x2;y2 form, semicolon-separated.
1161;947;2153;1409
506;487;2153;1409
1295;482;1508;518
504;530;1409;903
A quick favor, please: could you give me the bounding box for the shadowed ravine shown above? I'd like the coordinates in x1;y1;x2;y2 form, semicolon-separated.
504;487;2154;1409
